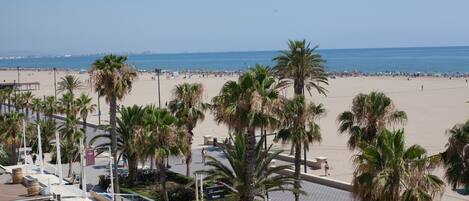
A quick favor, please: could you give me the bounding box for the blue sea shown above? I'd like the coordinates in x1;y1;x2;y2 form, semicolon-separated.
1;46;469;73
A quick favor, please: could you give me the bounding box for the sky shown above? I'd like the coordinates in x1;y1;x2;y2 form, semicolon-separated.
1;0;469;56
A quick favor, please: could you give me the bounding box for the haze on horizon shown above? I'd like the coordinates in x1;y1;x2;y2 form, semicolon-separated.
1;0;469;56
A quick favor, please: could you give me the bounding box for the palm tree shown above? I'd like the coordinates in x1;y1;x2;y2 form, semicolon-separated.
275;96;326;175
0;112;25;165
90;105;145;185
58;92;77;117
212;67;282;201
27;119;57;153
352;129;445;201
143;106;185;201
197;134;302;201
3;88;13;112
0;89;8;114
43;96;57;120
273;40;328;201
20;92;34;117
90;54;138;192
75;93;96;145
337;91;408;150
441;120;469;191
168;83;209;176
30;98;43;122
57;75;83;95
58;115;84;177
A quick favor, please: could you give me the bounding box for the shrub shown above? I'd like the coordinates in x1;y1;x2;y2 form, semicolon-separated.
168;186;195;201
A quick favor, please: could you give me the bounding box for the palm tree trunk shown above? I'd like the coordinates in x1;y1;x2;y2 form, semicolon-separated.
245;127;256;201
82;118;87;147
109;95;120;193
68;157;73;178
185;128;193;176
128;156;138;185
10;144;17;165
36;111;40;122
304;144;307;173
159;160;169;201
294;142;302;201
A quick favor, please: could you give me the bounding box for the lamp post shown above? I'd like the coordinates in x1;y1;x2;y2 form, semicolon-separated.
155;68;161;107
17;66;20;86
14;80;17;112
53;68;57;100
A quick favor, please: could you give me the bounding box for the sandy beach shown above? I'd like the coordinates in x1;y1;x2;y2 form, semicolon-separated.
2;69;469;200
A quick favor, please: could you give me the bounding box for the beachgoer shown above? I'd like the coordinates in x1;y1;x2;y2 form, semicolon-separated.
325;160;330;176
32;154;37;164
421;85;424;91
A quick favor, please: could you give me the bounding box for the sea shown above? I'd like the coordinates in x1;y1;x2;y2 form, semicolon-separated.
1;46;469;73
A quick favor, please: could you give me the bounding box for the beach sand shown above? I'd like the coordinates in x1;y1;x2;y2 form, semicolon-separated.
2;69;469;200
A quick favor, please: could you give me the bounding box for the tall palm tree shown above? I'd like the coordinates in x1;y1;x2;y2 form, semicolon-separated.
3;88;13;112
337;91;408;150
212;67;282;201
30;98;43;122
27;119;57;153
57;75;83;95
0;112;25;165
0;89;8;114
168;83;209;176
441;120;469;191
273;40;328;201
90;54;138;192
58;115;84;177
75;93;96;145
20;92;34;117
353;129;445;201
90;105;145;185
143;106;185;201
43;96;57;120
197;134;302;201
275;96;325;180
58;92;77;117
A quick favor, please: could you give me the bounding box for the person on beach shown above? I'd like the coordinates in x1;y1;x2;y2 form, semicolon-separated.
421;84;424;91
324;160;330;176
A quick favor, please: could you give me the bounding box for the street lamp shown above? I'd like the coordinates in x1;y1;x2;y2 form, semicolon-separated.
53;68;57;100
155;68;161;107
17;66;20;86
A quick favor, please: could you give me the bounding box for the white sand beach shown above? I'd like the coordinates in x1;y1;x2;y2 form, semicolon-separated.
2;69;469;200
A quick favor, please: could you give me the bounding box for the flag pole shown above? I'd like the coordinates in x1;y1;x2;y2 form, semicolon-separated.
37;124;44;174
55;130;63;185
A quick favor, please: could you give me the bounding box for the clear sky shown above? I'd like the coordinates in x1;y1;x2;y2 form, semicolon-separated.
1;0;469;56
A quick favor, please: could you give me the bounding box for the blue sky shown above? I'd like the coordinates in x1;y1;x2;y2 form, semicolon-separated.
1;0;469;56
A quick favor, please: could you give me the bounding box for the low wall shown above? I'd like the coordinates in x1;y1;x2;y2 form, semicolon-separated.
277;169;352;191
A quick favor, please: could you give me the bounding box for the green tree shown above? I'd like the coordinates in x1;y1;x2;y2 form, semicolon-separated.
57;75;83;95
43;96;58;120
273;40;328;201
198;134;302;201
19;92;34;117
90;105;145;185
58;115;84;177
337;91;407;150
275;96;325;174
0;112;25;165
90;54;138;192
27;119;57;153
441;120;469;191
30;97;43;122
143;106;185;201
168;83;209;176
212;66;281;201
75;93;96;145
353;129;444;201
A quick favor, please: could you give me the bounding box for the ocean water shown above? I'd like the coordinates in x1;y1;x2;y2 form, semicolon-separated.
1;46;469;73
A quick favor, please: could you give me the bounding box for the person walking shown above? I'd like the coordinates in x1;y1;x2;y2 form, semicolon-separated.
32;154;37;165
324;160;330;176
201;148;207;164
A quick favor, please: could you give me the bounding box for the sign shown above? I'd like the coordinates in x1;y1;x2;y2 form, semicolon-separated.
204;185;226;200
86;148;95;166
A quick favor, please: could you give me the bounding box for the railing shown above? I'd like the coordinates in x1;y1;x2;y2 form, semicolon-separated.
93;192;154;201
